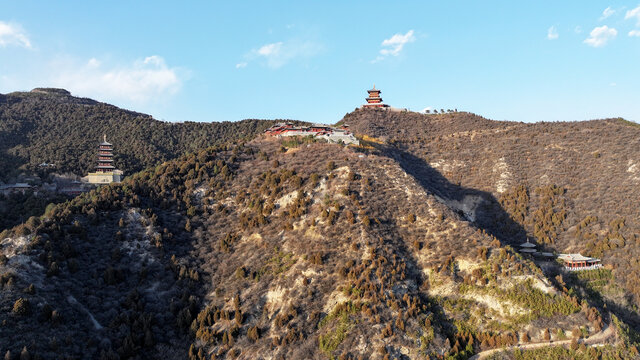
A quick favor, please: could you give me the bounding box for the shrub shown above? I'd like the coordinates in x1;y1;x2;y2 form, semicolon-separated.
20;347;30;360
24;283;35;294
51;309;62;324
570;338;578;350
12;298;30;316
310;252;324;265
309;173;320;187
248;326;260;342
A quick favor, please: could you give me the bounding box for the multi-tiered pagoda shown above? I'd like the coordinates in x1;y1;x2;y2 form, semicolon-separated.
363;85;389;108
97;135;115;172
84;135;123;184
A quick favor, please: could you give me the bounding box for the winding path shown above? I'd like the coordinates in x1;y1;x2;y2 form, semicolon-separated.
469;322;616;360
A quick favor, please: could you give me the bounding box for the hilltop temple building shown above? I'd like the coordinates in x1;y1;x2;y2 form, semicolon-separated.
84;135;123;184
558;253;602;271
363;85;389;109
264;123;359;145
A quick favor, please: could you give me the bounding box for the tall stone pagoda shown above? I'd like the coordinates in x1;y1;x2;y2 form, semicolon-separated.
363;85;389;108
84;135;123;184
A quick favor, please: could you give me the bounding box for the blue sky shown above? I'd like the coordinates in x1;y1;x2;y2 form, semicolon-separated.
1;1;639;124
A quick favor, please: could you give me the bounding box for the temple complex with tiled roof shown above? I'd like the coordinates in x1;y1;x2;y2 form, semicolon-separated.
264;123;359;145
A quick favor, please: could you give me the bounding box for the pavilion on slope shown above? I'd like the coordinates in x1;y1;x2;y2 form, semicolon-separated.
558;253;602;271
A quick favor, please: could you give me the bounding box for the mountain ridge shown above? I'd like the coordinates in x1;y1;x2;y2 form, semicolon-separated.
0;88;300;180
1;94;640;359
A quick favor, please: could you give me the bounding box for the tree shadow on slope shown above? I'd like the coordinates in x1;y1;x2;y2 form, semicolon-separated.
381;144;527;247
0;197;199;359
373;217;460;357
0;151;28;182
381;144;640;334
549;266;640;330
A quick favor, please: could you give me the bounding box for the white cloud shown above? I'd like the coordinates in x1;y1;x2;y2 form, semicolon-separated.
51;55;183;103
370;56;385;64
547;26;559;40
379;30;415;57
583;25;617;47
574;26;583;34
143;55;164;66
421;107;432;113
235;62;247;69
629;30;640;37
625;5;640;25
250;40;322;69
600;6;615;20
87;58;101;68
257;42;283;57
0;21;31;48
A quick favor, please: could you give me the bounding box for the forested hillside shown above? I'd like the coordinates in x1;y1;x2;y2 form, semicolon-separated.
344;108;640;332
1;104;639;359
2;131;628;359
0;88;286;180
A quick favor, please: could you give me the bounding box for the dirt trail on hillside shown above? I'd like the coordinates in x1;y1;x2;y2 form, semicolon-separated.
469;321;616;359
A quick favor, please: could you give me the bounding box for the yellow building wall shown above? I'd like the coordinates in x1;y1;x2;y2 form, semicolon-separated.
86;172;122;184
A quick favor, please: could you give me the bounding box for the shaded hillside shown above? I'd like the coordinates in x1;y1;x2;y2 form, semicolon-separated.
0;88;288;180
1;136;619;359
343;108;640;328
